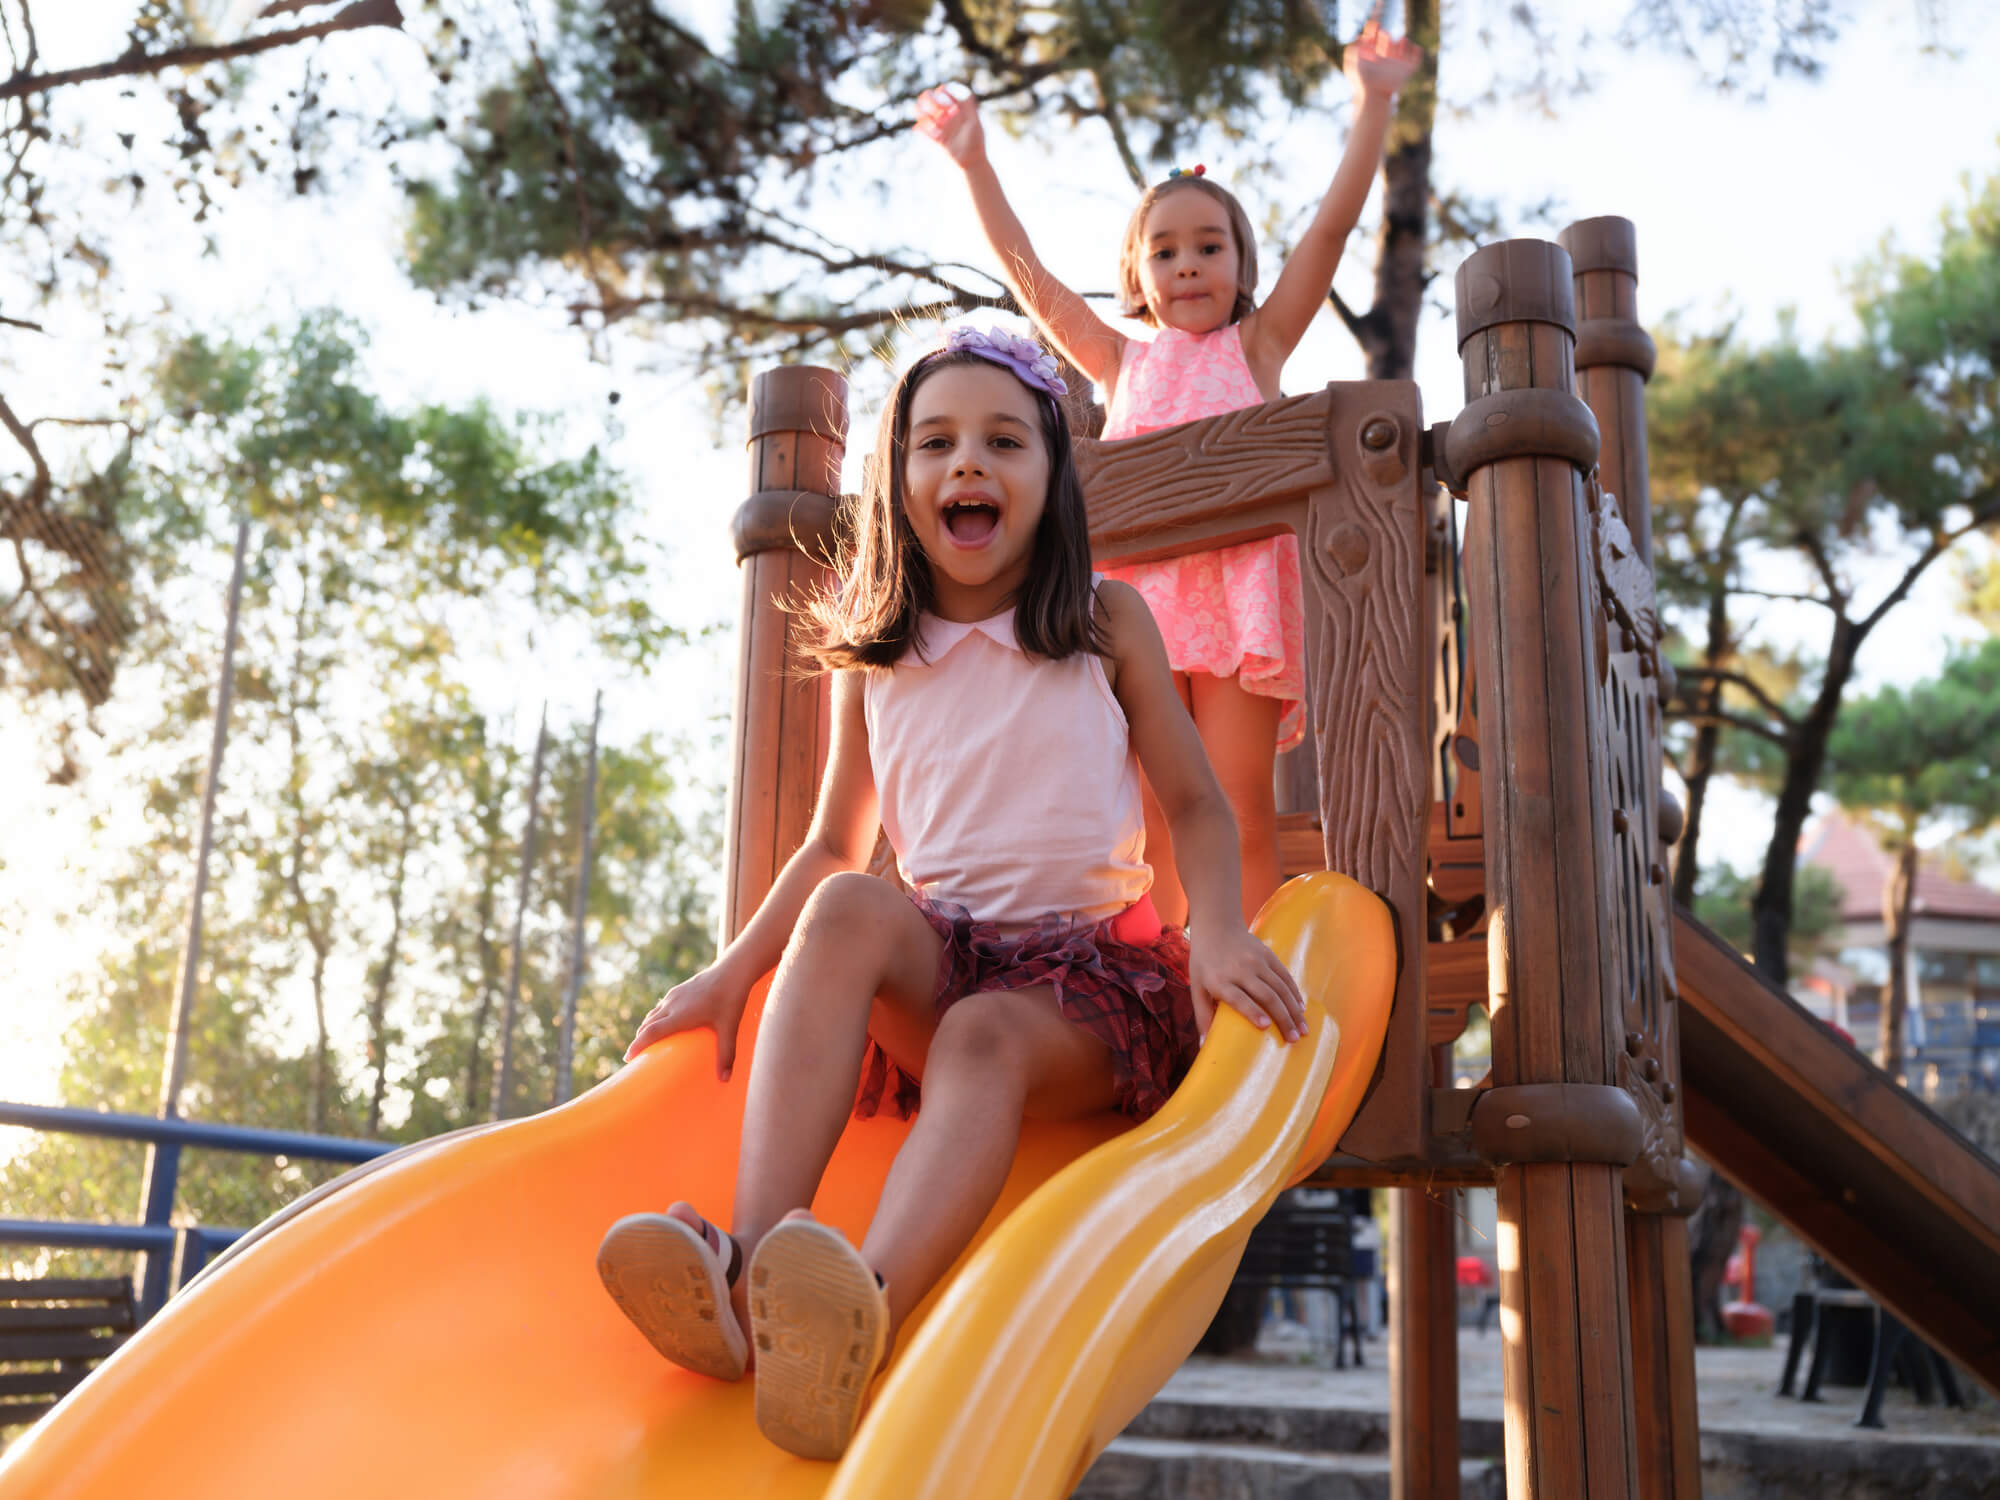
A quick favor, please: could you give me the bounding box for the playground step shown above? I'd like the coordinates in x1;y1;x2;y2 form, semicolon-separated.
1121;1395;1505;1459
1078;1425;2000;1500
1074;1437;1503;1499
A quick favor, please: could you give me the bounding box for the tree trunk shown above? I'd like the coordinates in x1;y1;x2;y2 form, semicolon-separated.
1671;586;1732;909
1878;837;1920;1081
283;570;333;1135
1673;713;1720;910
365;803;413;1138
1750;628;1858;983
463;814;503;1122
307;940;330;1135
493;709;550;1121
288;816;334;1135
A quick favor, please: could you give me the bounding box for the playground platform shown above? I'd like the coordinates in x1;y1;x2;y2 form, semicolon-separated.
1079;1328;2000;1498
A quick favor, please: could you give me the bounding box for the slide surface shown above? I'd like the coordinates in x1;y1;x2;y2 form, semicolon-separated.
0;872;1394;1500
1675;908;2000;1393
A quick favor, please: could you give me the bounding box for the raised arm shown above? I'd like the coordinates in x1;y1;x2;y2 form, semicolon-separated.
1239;22;1423;380
916;86;1126;390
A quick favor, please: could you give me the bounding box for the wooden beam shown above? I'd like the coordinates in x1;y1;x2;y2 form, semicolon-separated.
1676;908;2000;1391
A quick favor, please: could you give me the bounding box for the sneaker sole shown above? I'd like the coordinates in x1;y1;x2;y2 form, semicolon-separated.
596;1213;747;1381
749;1220;888;1461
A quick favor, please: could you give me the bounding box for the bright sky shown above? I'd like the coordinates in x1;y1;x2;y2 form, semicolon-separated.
2;2;1997;1112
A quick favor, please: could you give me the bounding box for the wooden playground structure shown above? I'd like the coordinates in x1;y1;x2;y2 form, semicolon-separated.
724;219;2000;1498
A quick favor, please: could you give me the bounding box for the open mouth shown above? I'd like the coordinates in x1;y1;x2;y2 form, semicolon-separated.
943;500;1000;544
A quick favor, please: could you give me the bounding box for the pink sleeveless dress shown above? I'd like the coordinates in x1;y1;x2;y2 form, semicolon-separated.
1100;324;1306;751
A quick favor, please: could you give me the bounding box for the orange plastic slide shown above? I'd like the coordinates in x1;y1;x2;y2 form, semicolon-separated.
0;872;1393;1500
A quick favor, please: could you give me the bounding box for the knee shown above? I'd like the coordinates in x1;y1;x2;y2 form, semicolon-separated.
792;871;901;950
929;996;1028;1080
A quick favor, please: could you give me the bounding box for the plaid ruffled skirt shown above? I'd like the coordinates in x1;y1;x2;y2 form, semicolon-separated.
852;893;1201;1123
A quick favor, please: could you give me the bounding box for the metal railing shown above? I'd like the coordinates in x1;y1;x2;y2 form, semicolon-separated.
0;1101;393;1319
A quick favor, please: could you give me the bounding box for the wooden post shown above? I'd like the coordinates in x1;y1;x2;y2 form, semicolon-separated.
1390;1048;1461;1500
1626;1214;1701;1500
1561;215;1702;1500
1559;217;1655;568
1453;239;1640;1500
723;366;847;942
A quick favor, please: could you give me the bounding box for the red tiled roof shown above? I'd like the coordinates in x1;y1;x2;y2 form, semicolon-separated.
1799;814;2000;925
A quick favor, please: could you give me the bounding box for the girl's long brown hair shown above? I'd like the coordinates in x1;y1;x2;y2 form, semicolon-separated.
801;347;1107;672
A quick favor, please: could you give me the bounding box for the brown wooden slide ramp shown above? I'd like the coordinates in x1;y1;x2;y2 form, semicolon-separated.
1674;909;2000;1393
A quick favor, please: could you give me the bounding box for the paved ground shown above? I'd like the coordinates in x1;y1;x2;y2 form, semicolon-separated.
1157;1317;2000;1445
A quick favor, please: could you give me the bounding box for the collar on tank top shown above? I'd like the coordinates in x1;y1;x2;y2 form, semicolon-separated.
912;607;1020;661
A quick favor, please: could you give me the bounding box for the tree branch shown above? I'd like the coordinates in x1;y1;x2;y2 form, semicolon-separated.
1792;525;1848;613
567;288;1002;338
512;0;611;339
1675;664;1800;728
26;414;137;437
1855;488;2000;640
1673;705;1792;747
1089;70;1146;191
0;390;51;498
1729;585;1834;610
935;0;1019;72
1326;286;1368;345
0;0;403;102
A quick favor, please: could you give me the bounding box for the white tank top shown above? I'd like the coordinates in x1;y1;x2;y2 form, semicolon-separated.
863;599;1151;930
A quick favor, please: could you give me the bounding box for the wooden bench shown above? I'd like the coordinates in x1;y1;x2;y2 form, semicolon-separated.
0;1277;136;1429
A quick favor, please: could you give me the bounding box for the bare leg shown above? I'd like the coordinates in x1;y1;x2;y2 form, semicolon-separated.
1188;672;1285;925
861;986;1119;1339
724;873;943;1340
1136;670;1195;928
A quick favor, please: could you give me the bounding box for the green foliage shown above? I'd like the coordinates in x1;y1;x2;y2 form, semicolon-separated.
1;312;716;1276
152;314;671;665
402;0;1344;294
1647;166;2000;972
1958;550;2000;632
1694;861;1842;963
1653;167;2000;645
1827;637;2000;840
394;0;1373;386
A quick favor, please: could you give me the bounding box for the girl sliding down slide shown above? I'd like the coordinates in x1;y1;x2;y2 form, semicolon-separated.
596;324;1306;1461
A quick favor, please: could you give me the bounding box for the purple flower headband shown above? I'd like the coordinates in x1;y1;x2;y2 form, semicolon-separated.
939;324;1068;397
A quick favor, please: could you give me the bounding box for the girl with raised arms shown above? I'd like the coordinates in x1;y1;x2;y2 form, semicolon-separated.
916;17;1423;925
